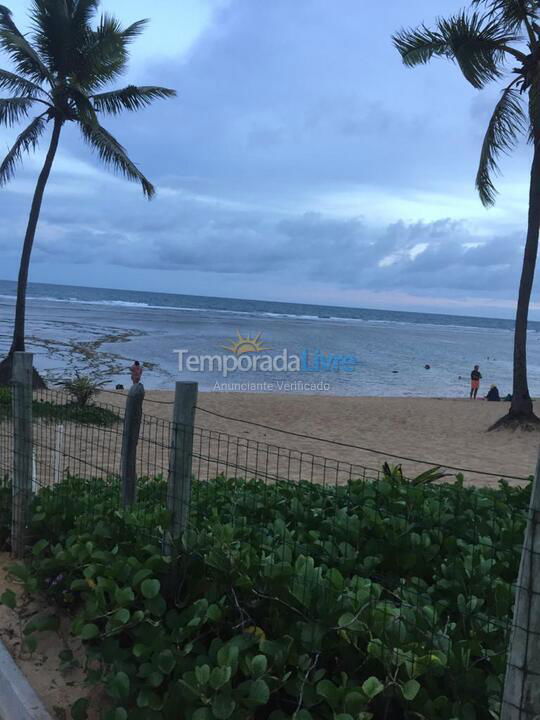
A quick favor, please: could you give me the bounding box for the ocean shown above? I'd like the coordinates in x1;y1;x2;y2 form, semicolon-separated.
1;279;539;397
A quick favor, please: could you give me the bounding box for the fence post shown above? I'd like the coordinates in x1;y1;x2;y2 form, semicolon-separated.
11;352;33;559
166;382;198;552
501;449;540;719
32;448;37;494
53;424;64;486
120;383;145;508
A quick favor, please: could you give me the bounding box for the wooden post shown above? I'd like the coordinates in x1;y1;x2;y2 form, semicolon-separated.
32;449;37;494
501;449;540;719
166;382;198;551
53;424;64;486
120;383;145;508
11;352;33;559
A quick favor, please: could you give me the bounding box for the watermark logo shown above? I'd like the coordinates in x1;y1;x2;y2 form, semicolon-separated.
174;330;359;378
223;331;271;355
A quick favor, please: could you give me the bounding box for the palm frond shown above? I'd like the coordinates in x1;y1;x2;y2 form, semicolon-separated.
121;19;149;43
74;14;131;90
92;85;176;115
394;11;519;88
29;0;71;77
72;0;101;28
30;1;103;80
440;13;518;87
70;86;99;125
393;24;449;66
0;6;51;84
80;120;155;198
0;96;34;126
0;69;46;97
0;112;48;185
476;82;526;205
471;0;537;31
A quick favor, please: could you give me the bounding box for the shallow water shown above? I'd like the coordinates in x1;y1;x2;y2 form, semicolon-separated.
1;279;539;397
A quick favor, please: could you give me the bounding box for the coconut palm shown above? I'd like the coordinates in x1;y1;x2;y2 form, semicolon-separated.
0;1;175;387
394;0;540;428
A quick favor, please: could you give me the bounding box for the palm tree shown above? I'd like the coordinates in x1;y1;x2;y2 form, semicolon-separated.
394;0;540;429
0;0;175;387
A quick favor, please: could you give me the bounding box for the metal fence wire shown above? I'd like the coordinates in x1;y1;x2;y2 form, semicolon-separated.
0;380;537;719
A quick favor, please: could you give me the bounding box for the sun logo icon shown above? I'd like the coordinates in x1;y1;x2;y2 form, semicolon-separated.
223;331;271;356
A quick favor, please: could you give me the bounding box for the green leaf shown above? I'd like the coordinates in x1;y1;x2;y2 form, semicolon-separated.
157;649;176;674
362;676;384;700
210;666;231;690
327;567;344;590
249;678;270;705
251;654;268;677
146;594;166;617
141;579;160;599
192;709;212;720
112;709;128;720
402;679;421;701
217;644;239;669
80;623;100;640
207;603;222;622
115;586;135;605
113;608;130;625
32;539;49;556
108;671;130;700
345;691;365;714
212;695;236;720
0;589;16;609
147;671;163;688
7;563;29;582
132;568;152;586
136;687;161;709
70;579;90;592
316;679;340;708
83;565;97;579
71;697;89;720
195;664;210;686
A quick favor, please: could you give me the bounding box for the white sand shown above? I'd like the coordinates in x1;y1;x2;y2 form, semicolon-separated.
97;391;538;486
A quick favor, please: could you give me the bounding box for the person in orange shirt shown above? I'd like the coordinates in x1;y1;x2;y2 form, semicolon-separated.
130;361;143;385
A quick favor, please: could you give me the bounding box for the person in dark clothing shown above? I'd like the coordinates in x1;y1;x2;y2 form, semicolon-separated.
486;385;500;402
470;365;482;399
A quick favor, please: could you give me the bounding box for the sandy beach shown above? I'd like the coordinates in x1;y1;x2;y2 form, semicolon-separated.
95;391;538;486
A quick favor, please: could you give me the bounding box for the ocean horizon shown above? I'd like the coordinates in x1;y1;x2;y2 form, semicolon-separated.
1;279;539;397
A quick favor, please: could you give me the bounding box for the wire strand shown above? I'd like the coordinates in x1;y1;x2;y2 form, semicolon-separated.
195;405;530;481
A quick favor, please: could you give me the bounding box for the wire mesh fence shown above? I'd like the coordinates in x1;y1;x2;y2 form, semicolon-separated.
0;377;537;718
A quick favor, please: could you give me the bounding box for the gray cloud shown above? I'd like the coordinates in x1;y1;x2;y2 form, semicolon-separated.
0;0;535;312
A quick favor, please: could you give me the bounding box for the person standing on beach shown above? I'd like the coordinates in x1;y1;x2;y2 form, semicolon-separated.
470;365;482;399
130;361;143;385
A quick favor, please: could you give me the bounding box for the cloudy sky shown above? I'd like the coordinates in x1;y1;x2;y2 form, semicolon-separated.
1;0;537;317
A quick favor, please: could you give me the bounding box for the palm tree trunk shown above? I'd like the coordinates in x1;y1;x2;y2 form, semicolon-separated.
0;116;62;388
511;143;540;416
492;140;540;428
